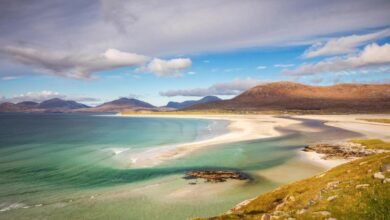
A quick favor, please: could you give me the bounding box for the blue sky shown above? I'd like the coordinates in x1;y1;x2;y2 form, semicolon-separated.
0;0;389;106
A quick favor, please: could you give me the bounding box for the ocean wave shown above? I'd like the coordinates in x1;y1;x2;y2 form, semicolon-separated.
104;147;131;156
0;203;29;212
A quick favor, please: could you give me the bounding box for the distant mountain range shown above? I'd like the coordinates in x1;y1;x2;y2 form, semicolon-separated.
187;82;390;113
0;98;90;112
1;82;389;113
0;96;222;113
0;97;158;113
166;96;221;109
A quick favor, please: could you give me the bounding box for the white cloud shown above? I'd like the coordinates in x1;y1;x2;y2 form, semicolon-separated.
159;78;259;97
187;71;196;75
1;46;191;79
274;64;294;68
256;65;267;70
285;43;390;76
11;91;64;102
1;0;390;58
1;46;150;79
103;49;149;66
3;90;99;103
142;58;192;77
303;28;390;58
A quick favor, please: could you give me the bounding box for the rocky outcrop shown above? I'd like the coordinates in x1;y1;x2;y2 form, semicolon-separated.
183;170;249;183
302;142;388;160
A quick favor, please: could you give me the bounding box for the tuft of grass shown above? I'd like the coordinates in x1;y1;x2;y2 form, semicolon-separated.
351;139;390;150
357;118;390;124
195;153;390;220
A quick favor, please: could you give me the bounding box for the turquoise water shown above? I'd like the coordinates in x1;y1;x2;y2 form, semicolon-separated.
0;113;359;220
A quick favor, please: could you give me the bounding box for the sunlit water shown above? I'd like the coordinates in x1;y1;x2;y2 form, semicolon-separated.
0;113;360;220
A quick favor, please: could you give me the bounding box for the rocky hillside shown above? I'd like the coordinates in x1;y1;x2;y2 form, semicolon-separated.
166;96;221;109
197;153;390;220
188;82;390;113
195;140;390;220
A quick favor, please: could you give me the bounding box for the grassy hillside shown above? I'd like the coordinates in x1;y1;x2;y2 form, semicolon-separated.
351;139;390;150
195;153;390;220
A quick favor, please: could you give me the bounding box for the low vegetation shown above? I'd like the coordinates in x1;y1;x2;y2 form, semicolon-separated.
351;139;390;150
357;118;390;124
195;153;390;220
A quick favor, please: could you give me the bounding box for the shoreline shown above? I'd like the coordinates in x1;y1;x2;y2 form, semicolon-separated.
116;114;302;168
116;113;390;169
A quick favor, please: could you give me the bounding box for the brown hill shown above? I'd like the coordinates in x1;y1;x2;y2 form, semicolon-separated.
187;82;390;113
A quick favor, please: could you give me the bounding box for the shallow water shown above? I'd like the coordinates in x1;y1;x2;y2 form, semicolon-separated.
0;113;360;220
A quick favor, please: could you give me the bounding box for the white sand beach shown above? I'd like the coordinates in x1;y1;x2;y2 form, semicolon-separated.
295;114;390;141
116;114;301;167
294;114;390;168
116;113;390;169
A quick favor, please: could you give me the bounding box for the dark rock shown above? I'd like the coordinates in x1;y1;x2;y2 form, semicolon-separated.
183;170;250;183
303;143;368;159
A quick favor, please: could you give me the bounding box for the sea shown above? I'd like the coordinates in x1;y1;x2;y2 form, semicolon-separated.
0;113;359;220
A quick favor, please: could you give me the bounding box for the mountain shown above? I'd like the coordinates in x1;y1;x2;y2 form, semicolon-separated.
82;98;156;112
38;98;89;109
0;102;22;112
0;98;89;112
166;96;221;109
0;97;156;113
98;98;155;108
187;82;390;113
16;101;39;108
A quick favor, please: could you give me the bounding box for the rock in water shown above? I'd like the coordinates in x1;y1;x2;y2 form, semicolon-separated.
183;170;250;183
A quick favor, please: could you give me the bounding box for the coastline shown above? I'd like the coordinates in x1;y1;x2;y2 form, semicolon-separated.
117;113;390;170
116;114;301;167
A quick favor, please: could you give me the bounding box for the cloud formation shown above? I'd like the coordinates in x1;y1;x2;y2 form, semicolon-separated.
1;46;149;79
1;46;192;78
1;90;99;103
303;28;390;58
159;78;259;97
145;58;192;77
285;43;390;76
1;0;389;57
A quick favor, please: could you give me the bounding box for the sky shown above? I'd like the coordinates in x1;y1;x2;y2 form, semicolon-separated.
0;0;389;106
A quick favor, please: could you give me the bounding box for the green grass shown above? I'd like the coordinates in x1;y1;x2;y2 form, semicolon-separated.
195;153;390;220
358;118;390;124
351;139;390;150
